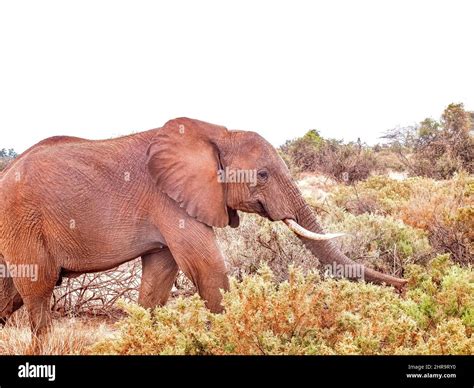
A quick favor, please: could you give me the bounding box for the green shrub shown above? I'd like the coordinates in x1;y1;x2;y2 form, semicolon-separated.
322;209;432;274
331;175;413;215
404;254;474;332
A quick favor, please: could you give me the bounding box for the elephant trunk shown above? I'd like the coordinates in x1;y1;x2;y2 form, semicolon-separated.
285;197;407;290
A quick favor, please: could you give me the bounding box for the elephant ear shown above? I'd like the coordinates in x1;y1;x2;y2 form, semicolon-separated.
147;118;231;228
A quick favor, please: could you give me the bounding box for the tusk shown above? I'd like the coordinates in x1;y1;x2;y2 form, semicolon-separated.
283;219;346;240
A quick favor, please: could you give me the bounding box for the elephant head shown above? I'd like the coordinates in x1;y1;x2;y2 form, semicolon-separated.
147;118;407;290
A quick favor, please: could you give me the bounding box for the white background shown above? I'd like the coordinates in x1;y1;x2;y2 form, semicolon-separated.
1;0;473;152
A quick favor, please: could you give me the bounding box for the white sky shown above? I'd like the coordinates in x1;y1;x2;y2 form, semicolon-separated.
1;0;473;153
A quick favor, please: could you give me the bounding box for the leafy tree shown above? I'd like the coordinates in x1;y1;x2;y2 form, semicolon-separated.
418;118;441;142
280;129;324;172
442;103;471;135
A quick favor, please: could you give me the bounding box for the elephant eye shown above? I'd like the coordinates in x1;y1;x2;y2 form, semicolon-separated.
257;170;269;181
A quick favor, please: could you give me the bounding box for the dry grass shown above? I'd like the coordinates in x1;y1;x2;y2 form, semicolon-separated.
296;173;338;203
0;309;115;355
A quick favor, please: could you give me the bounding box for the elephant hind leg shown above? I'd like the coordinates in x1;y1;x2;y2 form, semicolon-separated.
0;282;24;326
138;248;179;309
22;294;54;354
0;258;24;326
11;254;59;354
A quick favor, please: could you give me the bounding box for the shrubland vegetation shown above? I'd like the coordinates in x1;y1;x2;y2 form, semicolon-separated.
93;256;472;355
331;174;473;265
0;103;472;354
280;129;381;183
281;103;474;183
383;104;474;179
0;148;16;171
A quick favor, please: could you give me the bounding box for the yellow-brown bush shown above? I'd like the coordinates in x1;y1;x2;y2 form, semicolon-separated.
92;255;473;355
328;174;473;264
397;174;473;264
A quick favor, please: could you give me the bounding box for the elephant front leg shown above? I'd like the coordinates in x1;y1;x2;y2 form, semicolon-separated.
174;252;229;313
158;218;230;313
138;248;179;309
192;265;230;313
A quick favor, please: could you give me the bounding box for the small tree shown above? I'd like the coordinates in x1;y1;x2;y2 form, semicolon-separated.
0;148;17;171
383;103;474;178
279;129;323;173
280;131;379;183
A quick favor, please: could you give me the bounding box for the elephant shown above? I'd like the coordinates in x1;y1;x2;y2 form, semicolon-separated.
0;117;407;350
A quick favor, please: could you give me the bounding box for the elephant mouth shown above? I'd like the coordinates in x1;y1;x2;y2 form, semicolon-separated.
256;200;273;220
